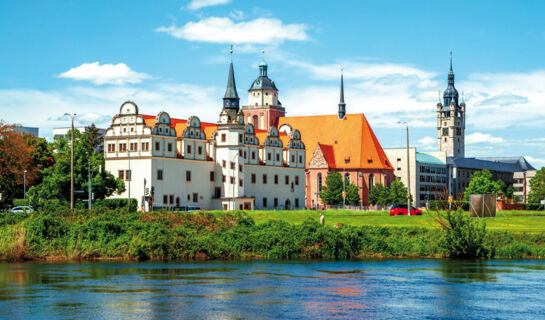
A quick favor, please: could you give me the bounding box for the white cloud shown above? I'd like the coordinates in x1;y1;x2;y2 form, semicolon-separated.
525;156;545;169
0;83;221;139
466;132;504;145
186;0;231;10
59;62;150;85
156;17;308;44
418;136;436;146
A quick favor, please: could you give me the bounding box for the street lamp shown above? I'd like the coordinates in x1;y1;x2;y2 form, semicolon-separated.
64;113;77;210
23;170;27;199
398;121;412;216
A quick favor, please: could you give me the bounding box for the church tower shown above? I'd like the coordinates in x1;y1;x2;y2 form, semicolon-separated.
437;53;465;158
241;55;285;130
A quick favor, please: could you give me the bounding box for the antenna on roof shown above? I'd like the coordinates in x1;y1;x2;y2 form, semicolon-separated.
229;44;233;62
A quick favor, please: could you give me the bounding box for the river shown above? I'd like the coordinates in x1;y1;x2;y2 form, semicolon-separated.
0;259;544;319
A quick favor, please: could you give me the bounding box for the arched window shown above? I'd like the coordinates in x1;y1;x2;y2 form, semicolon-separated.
317;173;323;191
252;115;258;126
369;174;375;188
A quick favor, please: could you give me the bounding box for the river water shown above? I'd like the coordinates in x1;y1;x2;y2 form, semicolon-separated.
0;259;544;319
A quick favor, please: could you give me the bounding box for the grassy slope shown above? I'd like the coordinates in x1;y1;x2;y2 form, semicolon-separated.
228;210;545;233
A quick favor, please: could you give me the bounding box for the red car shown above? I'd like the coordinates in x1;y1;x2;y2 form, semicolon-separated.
389;204;422;216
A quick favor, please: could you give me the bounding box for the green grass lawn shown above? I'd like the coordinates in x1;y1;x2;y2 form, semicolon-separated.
234;209;545;233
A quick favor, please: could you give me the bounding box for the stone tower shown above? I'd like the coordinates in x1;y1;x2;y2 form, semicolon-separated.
241;57;285;131
437;53;465;158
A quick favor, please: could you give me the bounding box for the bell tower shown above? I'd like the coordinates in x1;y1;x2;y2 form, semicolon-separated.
437;52;465;158
241;53;285;131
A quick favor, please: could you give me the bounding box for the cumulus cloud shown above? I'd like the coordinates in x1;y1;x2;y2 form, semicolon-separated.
186;0;231;10
156;17;308;44
525;156;545;169
59;62;150;85
466;132;504;144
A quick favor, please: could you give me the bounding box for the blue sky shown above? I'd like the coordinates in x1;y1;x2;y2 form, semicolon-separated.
1;0;545;167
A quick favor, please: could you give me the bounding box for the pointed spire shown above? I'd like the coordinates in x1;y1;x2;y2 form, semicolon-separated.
223;47;239;100
449;51;453;72
338;69;346;119
437;91;442;106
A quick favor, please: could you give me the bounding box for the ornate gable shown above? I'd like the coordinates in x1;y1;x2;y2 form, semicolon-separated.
308;144;329;169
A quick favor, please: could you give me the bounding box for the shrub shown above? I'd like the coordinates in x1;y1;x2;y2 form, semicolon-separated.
438;210;489;258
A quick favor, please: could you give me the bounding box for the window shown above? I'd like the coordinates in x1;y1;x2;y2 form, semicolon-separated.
442;128;449;136
230;162;235;170
108;144;115;153
276;154;280;161
251;173;256;184
222;175;226;182
125;170;131;181
130;143;137;152
263;197;267;208
263;174;267;184
186;145;191;154
169;195;174;204
239;179;243;187
239;164;243;172
230;176;235;184
221;134;226;142
291;155;295;163
274;198;278;207
295;198;299;208
198;146;203;155
274;174;279;184
267;153;271;161
239;149;243;157
253;115;258;125
155;142;160;151
318;173;323;191
163;195;168;204
345;173;350;183
176;197;180;207
157;169;163;180
299;155;303;163
369;174;375;187
239;134;243;143
285;175;289;185
210;171;215;181
214;187;221;198
222;160;226;168
186;170;191;181
119;143;127;152
141;142;149;152
118;170;124;180
168;143;172;152
192;193;198;203
252;151;256;160
295;176;299;185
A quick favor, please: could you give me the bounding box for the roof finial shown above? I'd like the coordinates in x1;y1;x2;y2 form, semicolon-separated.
229;44;233;62
261;50;265;62
449;51;453;72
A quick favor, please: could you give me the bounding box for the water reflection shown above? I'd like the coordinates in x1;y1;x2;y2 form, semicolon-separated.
0;260;544;319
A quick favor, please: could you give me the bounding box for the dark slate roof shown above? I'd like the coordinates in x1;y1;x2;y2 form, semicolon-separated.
224;62;239;99
249;75;278;91
476;157;536;171
447;157;517;173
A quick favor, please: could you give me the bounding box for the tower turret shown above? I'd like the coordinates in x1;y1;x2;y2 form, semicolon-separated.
220;49;240;123
338;70;346;119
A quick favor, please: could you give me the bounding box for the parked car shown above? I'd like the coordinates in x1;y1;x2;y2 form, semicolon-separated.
389;204;422;216
10;206;34;213
187;206;202;212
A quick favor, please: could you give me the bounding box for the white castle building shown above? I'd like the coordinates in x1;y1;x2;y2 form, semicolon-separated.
104;59;306;211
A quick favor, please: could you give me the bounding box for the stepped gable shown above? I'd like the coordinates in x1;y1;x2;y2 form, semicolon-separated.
278;113;392;170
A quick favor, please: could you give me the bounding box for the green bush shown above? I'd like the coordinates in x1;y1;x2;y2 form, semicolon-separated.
438;210;489;258
12;199;30;207
429;200;470;211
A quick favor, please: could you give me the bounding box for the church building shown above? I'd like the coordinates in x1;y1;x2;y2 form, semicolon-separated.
241;62;395;208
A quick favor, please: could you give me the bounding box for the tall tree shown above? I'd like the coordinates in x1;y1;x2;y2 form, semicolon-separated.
388;179;410;205
528;167;545;204
463;169;506;200
320;172;361;206
27;130;124;208
0;122;39;206
345;183;361;206
84;123;103;151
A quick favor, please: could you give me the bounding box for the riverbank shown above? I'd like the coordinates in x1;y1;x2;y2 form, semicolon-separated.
1;209;544;262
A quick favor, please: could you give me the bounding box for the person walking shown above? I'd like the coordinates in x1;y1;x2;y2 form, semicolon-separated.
320;213;325;225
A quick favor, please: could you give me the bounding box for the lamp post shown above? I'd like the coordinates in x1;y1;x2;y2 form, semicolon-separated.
23;170;27;199
398;121;411;216
64;113;76;210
